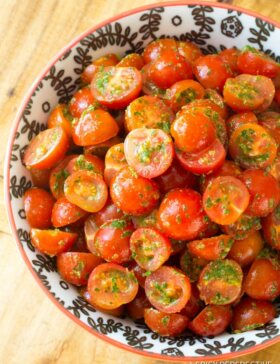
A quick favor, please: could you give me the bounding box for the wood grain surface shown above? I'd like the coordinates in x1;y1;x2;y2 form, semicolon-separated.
1;0;280;363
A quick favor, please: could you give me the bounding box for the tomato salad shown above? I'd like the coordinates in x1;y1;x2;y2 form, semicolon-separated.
23;39;280;337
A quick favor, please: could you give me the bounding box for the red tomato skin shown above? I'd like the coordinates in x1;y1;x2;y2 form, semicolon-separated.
81;53;119;84
126;289;151;320
226;112;258;136
47;104;73;137
24;188;55;229
57;252;103;286
258;111;280;146
219;48;240;74
157;188;206;241
189;305;232;336
117;53;144;70
144;308;189;336
51;197;88;227
128;261;147;288
262;205;280;249
84;215;99;254
188;234;233;261
221;213;261;241
142;38;178;64
231;296;276;332
30;168;51;189
93;200;124;227
180;283;204;320
30;229;78;256
69;87;97;118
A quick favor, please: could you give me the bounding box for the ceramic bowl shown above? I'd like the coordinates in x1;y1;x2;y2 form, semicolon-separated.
5;1;280;361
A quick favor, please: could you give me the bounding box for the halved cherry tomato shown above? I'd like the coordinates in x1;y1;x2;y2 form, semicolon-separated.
69;87;101;118
24;126;69;170
124;128;174;179
125;95;174;133
166;80;205;112
142;38;178;64
30;168;51;189
157;188;206;241
117;53;144;70
262;205;280;249
144;308;189;336
132;209;159;230
93;219;132;263
47;104;73;137
203;176;250;225
84;136;123;158
93;200;124;227
91;66;142;109
72;109;119;146
193;54;233;92
30;228;77;256
57;252;103;286
223;74;275;112
178;41;202;64
219;48;240;74
180;249;208;282
141;64;167;98
104;143;127;185
267;155;280;182
258;111;280;146
149;50;193;89
64;170;108;212
171;107;216;154
145;266;191;313
128;261;147;288
244;258;280;300
126;288;151;320
24;187;54;229
180;283;204;320
239;169;280;217
84;214;99;254
51;197;88;227
232;296;276;333
130;228;172;271
66;154;104;176
229;123;277;169
81;53;119;84
228;231;264;267
188;235;233;261
110;166;160;216
49;154;75;199
198;259;243;305
221;213;261;240
189;305;232;336
275;88;280;106
176;139;226;175
197;216;220;239
237;46;280;78
226;111;258;136
204;88;228;119
155;159;197;195
87;263;138;309
67;227;89;253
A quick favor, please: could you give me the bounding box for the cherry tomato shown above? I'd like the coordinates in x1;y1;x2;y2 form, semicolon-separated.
141;63;167;98
93;200;124;227
117;53;144;70
203;176;250;225
144;308;189;336
132;209;159;230
189;305;232;336
145;266;191;313
219;48;240;74
239;169;280;217
180;249;208;282
157;188;206;241
221;214;261;240
193;55;233;92
30;168;51;189
176;139;226;175
178;41;202;64
24;126;69;170
149;50;193;89
64;170;108;212
110;166;160;216
223;74;275;112
198;259;243;305
130;228;172;271
266;155;280;183
30;228;77;256
232;296;276;333
87;263;139;309
47;104;73;137
275;88;280;106
51;197;88;227
226;112;258;136
91;66;142;109
229;123;277;169
81;53;119;84
69;87;100;118
24;187;54;229
66;154;104;176
166;80;205;112
262;205;280;249
237;46;280;78
180;283;204;320
197;216;220;239
171;107;216;154
126;288;151;320
143;38;178;64
124;128;174;179
125;95;174;133
84;215;99;254
93;219;132;263
49;155;75;199
104;143;127;185
57;252;103;286
244;258;280;300
83;136;123;158
228;231;264;267
258;111;280;146
128;261;147;288
72;109;119;146
204;89;228;119
188;235;233;261
155;159;197;195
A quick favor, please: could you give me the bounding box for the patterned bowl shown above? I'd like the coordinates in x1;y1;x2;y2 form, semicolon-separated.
4;1;280;361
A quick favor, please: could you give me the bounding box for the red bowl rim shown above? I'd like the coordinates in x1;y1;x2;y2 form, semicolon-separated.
4;1;280;361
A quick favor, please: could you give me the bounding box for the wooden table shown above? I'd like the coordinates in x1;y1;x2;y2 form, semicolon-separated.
1;0;280;363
